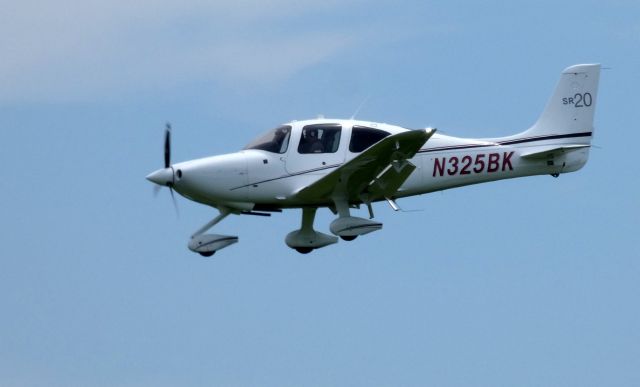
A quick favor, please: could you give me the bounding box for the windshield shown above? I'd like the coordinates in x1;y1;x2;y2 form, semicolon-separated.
244;125;292;154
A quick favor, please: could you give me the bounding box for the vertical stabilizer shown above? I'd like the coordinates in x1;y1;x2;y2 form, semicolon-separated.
524;64;600;142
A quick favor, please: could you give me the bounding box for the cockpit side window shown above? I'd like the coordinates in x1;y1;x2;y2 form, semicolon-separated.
349;126;391;152
298;124;341;154
244;125;291;154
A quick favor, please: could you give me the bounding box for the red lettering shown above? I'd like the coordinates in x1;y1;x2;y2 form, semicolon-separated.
488;153;500;172
433;152;514;177
460;155;472;175
473;154;485;173
502;151;514;171
447;156;459;175
433;157;446;177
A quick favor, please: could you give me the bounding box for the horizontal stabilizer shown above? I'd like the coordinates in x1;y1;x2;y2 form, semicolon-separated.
521;144;590;159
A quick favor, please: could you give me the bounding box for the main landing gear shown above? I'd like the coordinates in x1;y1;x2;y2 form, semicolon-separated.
285;207;338;254
285;197;383;254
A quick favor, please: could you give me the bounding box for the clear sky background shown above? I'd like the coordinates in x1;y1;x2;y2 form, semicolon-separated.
1;1;639;386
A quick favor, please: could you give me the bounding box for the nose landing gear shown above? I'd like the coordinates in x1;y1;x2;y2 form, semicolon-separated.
188;207;239;257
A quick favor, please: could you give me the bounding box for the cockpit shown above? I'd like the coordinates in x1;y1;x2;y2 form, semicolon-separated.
244;123;392;155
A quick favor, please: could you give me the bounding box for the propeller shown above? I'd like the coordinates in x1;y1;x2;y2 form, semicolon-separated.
168;185;180;218
164;122;171;168
147;122;179;217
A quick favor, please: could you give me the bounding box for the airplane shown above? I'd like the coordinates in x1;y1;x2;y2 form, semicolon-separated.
146;64;601;256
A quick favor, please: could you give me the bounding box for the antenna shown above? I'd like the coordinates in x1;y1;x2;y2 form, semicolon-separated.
350;94;371;120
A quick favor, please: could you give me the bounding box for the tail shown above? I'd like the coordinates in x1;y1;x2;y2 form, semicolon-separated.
511;64;601;173
523;63;601;143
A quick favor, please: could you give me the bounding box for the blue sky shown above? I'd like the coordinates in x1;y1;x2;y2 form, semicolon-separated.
1;1;639;386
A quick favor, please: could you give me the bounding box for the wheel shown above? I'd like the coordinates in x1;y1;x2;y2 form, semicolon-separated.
295;247;313;254
340;235;357;241
199;251;215;257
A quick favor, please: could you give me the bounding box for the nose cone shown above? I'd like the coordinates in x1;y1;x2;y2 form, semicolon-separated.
146;167;174;186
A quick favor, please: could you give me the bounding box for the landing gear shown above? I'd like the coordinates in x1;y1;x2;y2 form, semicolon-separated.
286;207;338;253
188;207;239;256
329;196;382;239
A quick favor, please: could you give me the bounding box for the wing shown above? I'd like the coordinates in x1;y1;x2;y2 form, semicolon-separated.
295;128;436;204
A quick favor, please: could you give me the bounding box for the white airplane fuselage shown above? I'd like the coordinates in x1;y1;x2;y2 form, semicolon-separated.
171;119;590;209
